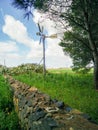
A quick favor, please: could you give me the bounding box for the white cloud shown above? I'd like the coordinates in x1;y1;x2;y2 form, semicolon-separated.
2;15;43;58
46;39;64;57
46;56;72;68
1;13;72;68
33;10;58;35
0;41;23;66
0;41;18;53
27;41;43;58
3;15;32;47
33;10;72;67
33;10;65;36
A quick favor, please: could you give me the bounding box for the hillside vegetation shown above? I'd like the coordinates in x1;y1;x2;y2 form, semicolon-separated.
0;74;20;130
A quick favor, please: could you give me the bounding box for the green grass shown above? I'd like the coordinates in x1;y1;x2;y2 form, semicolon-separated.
13;68;98;124
0;74;20;130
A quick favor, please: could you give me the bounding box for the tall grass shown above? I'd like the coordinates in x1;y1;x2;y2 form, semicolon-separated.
13;68;98;124
0;74;20;130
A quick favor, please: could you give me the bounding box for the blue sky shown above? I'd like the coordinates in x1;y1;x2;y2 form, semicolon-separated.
0;0;72;68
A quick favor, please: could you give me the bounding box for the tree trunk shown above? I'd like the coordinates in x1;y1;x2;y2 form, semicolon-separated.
94;56;98;90
82;0;98;90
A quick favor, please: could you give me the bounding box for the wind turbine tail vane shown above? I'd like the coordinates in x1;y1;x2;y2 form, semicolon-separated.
48;34;57;38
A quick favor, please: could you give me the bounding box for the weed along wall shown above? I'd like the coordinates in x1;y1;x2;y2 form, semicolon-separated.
5;75;98;130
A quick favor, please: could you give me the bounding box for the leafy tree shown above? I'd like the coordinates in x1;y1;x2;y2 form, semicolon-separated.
60;31;93;73
12;0;47;19
11;0;98;90
59;0;98;90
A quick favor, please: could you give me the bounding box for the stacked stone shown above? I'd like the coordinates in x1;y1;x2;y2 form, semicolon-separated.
6;76;98;130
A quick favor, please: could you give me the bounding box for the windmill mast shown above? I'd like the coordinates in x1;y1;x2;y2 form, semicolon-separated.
36;23;46;77
42;35;46;76
36;23;57;77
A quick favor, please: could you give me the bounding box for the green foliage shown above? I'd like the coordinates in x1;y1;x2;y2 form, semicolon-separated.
0;111;20;130
12;0;34;10
34;0;48;10
8;63;43;75
0;65;8;74
12;0;48;18
13;69;98;124
0;75;20;130
60;0;98;72
60;7;93;71
60;31;93;72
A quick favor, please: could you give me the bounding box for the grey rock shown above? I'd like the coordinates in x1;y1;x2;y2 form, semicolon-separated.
26;100;32;107
56;101;64;109
35;107;43;112
42;118;58;128
29;93;36;98
28;110;46;121
52;99;58;103
82;113;91;120
35;110;46;120
45;107;59;113
45;113;52;118
43;94;51;102
65;106;72;112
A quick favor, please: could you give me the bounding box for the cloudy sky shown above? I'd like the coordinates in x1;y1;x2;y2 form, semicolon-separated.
0;0;72;68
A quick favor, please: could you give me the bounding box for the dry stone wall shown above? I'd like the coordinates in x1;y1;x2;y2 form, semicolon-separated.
5;75;98;130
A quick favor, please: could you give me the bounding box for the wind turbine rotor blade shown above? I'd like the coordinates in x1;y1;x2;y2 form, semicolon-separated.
38;23;42;32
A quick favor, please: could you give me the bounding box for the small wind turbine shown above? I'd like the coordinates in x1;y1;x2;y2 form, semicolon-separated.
36;23;57;76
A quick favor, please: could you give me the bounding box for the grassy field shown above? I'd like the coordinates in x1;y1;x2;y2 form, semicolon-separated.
0;74;20;130
13;68;98;124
